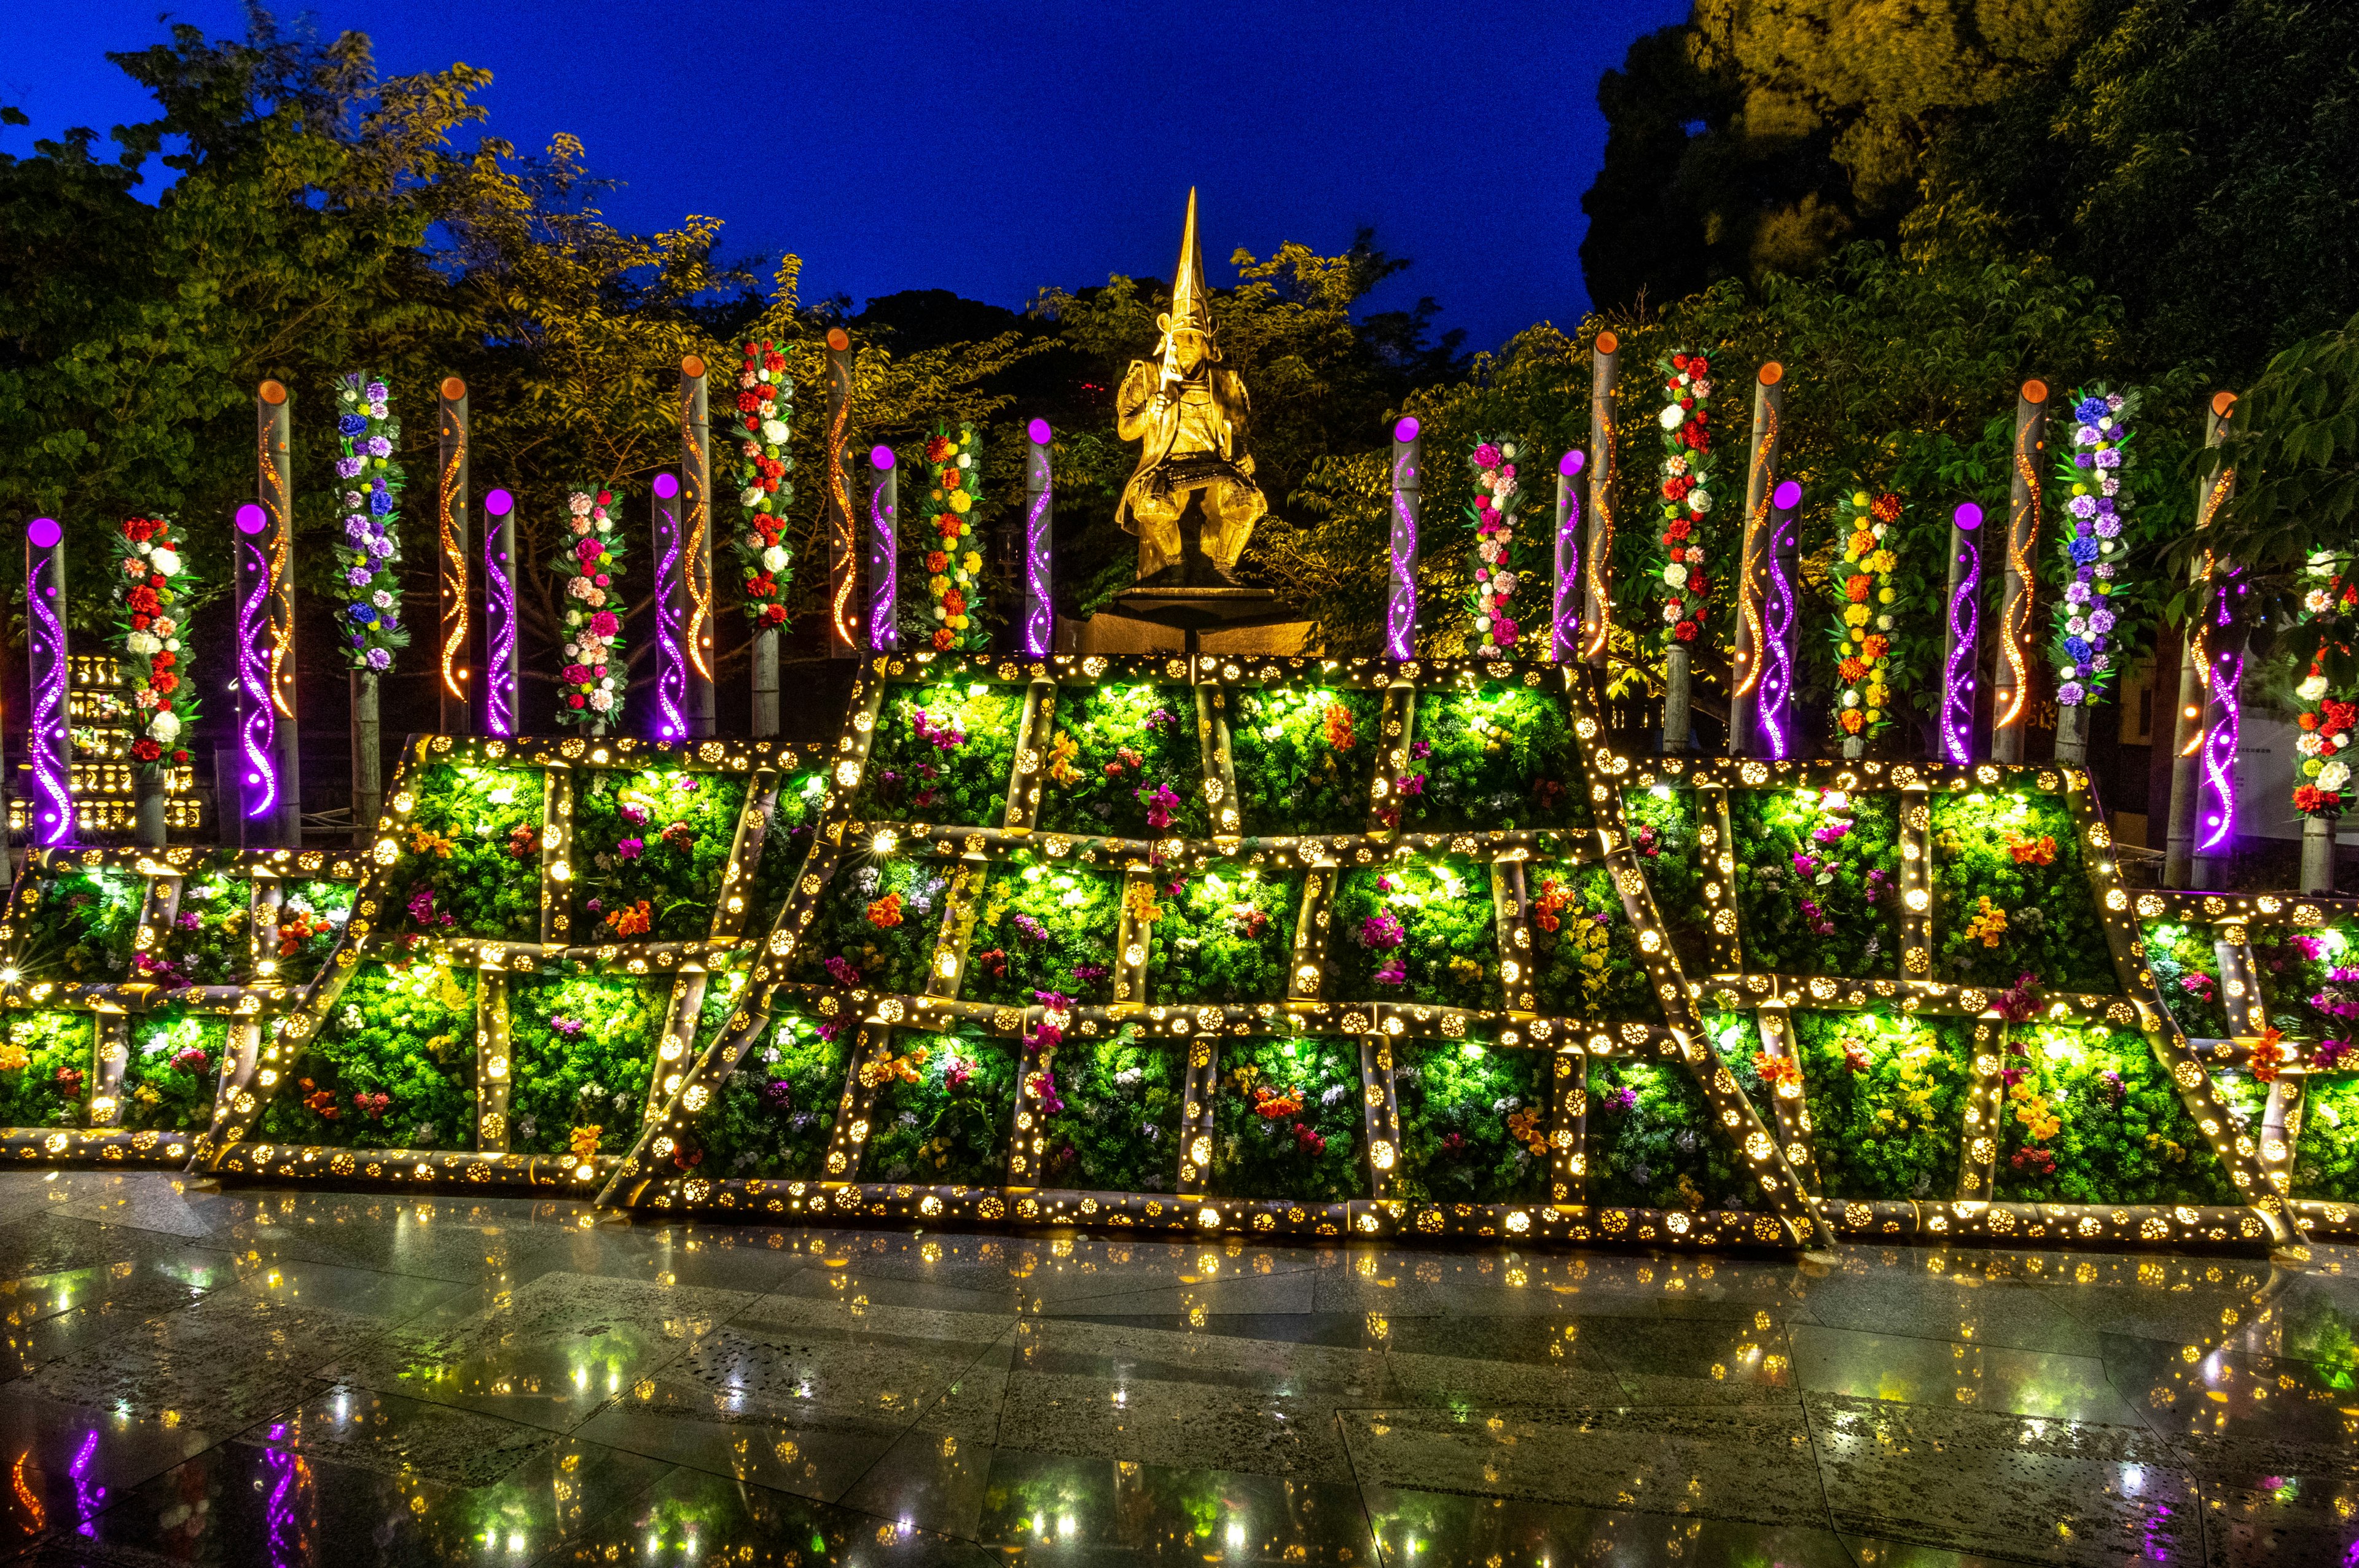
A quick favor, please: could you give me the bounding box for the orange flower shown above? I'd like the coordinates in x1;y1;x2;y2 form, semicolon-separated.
931;629;955;652
1845;575;1871;603
1848;530;1874;555
1751;1051;1802;1088
1869;493;1903;523
926;550;949;574
2006;835;2057;866
1861;634;1889;660
604;899;653;936
2250;1026;2287;1084
866;892;905;929
1837;657;1866;684
568;1125;603;1161
1838;709;1866;735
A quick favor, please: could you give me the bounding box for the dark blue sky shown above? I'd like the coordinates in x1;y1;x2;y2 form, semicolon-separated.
6;1;1688;353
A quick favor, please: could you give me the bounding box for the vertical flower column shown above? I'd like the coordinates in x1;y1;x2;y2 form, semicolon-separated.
108;517;197;845
2290;553;2356;892
1828;490;1903;759
335;372;404;841
1653;349;1716;747
1466;437;1527;657
554;487;627;735
730;340;794;735
916;423;984;652
2050;386;2137;765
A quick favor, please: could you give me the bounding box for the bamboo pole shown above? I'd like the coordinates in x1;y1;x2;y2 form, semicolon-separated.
437;378;471;736
2302;817;2336;894
2164;393;2239;887
1581;333;1620;666
866;447;898;650
680;357;716;738
1022;418;1055;657
1938;502;1987;764
1387;418;1420;660
350;673;378;848
1554;448;1585;669
1992;381;2048;763
257;381;302;848
1729;364;1783;754
483;486;520;735
823;328;857;658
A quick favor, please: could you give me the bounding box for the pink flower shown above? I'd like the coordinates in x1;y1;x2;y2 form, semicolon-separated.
589;610;620;638
617;837;644;860
1473;443;1501;469
574;537;602;564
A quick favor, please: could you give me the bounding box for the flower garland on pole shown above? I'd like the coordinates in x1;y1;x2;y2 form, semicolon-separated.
109;517;195;771
332;373;407;673
917;421;984;652
1466;436;1525;656
555;487;627;731
1651;350;1716;646
2292;550;2357;820
1828;489;1903;756
2049;386;2136;712
729;340;793;633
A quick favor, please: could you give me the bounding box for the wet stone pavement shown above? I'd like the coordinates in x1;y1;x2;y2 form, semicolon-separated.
0;1172;2351;1566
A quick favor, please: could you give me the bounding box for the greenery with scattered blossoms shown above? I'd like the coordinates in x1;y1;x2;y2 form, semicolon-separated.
694;997;848;1182
273;881;354;988
1208;1037;1362;1201
17;867;141;984
1144;868;1299;1005
159;867;249;986
1228;685;1381;834
381;765;542;941
746;770;826;936
1624;785;1707;965
1930;789;2112;991
122;1009;228;1132
1331;857;1498;1010
1790;1010;1970;1199
507;970;663;1157
964;860;1119;1007
1390;1042;1552;1204
791;856;955;997
1732;787;1900;976
0;1012;93;1127
855;681;1024;824
1036;1026;1186;1193
1037;683;1207;838
2290;1074;2359;1202
861;1024;1015;1185
1527;860;1651;1017
260;958;475;1150
1398;684;1587;832
1586;1054;1746;1211
571;768;749;941
1990;1023;2237;1205
2141;921;2231;1037
2253;919;2359;1048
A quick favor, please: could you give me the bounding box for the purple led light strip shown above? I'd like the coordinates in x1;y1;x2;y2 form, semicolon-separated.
482;497;516;736
1023;478;1052;657
2197;583;2242;854
237;537;278;820
1552;449;1584;664
867;450;898;651
25;529;70;846
1755;482;1800;759
654;490;688;741
1387;418;1419;661
1941;541;1981;766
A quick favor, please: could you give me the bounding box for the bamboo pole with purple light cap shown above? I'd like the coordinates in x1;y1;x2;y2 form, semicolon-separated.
23;517;69;849
1939;502;1987;765
1554;448;1585;668
1992;380;2048;763
1022;419;1053;657
1388;417;1420;660
1730;363;1784;755
1752;480;1803;759
1581;333;1619;666
680;356;715;738
867;446;899;652
2164;392;2238;888
230;501;278;846
257;380;301;847
653;472;690;741
2192;570;2249;889
482;486;519;738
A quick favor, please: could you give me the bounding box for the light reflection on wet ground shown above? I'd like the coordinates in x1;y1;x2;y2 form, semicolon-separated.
0;1168;2350;1564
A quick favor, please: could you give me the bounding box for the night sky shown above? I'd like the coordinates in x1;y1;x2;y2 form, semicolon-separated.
7;1;1688;352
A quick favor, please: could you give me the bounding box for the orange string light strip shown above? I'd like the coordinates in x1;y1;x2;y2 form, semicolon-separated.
1995;434;2040;730
1732;400;1777;699
826;349;855;649
683;391;714;682
438;415;467;704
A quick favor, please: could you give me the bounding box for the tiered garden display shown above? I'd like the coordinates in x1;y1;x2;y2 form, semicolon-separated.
0;655;2341;1260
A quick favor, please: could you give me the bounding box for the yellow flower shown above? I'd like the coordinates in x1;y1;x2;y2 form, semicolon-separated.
1868;550;1896;574
962;552;983;574
1843;604;1871;626
948;491;972;514
0;1043;28;1073
928;574;949;595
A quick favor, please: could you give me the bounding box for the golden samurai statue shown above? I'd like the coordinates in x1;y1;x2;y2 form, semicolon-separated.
1116;189;1266;583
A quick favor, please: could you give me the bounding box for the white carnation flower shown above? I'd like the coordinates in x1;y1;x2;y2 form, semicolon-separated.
1658;405;1684;431
761;546;789;573
740;488;763;508
2299;673;2331;702
1663;564;1689;589
2320;759;2352;792
1688;491;1712;513
149;548;180;577
762;419;788;443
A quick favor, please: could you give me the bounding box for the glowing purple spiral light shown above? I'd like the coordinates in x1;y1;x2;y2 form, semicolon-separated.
25;519;71;846
1552;448;1584;663
236;536;278;820
654;477;688;741
867;448;898;651
1755;480;1802;759
1941;502;1984;765
1387;418;1420;660
1023;424;1054;657
69;1429;100;1536
263;1435;305;1567
482;487;516;735
2196;580;2243;854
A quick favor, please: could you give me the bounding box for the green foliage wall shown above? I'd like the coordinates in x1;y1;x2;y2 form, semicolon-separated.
1208;1038;1362;1202
1401;684;1586;832
856;683;1023;825
1791;1010;1968;1201
861;1026;1014;1187
1036;684;1206;838
1931;791;2113;992
0;1013;95;1128
1227;687;1380;834
383;765;542;940
122;1010;228;1133
571;768;748;941
1038;1027;1186;1193
260;958;474;1150
966;862;1119;1007
1992;1024;2237;1206
1390;1043;1552;1204
1144;869;1299;1006
507;972;663;1157
1732;787;1900;976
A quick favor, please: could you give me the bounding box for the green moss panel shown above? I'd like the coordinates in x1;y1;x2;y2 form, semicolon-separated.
1990;1023;2239;1206
1731;786;1901;977
259;959;476;1150
1625;785;1707;967
1527;861;1653;1018
571;767;749;941
381;764;544;941
2140;921;2231;1037
963;862;1120;1007
1035;683;1207;838
692;1003;849;1184
16;867;142;985
1400;683;1589;832
122;1010;229;1133
1930;789;2113;993
507;970;666;1158
1586;1055;1749;1212
1144;868;1300;1006
1035;1025;1187;1193
1227;686;1380;835
1331;858;1498;1011
1790;1010;1970;1201
855;682;1024;824
1207;1037;1363;1203
1390;1042;1552;1205
790;857;958;999
0;1012;95;1128
859;1025;1015;1186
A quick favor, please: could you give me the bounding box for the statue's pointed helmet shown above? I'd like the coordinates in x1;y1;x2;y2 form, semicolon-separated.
1156;188;1218;356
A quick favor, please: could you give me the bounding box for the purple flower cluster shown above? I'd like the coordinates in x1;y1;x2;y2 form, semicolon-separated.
333;372;403;673
910;706;967;751
823;956;861;988
1361;913;1406;950
2054;388;2131;704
